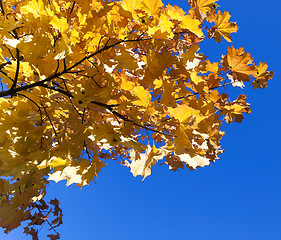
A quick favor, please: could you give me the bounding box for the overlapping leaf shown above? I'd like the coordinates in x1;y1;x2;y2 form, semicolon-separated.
0;0;274;238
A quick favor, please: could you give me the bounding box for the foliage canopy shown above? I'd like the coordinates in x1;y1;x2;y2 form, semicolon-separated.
0;0;274;238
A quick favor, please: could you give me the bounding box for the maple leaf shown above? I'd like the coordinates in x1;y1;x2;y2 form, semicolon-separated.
50;16;69;34
132;86;151;108
47;234;60;240
208;11;238;42
162;154;185;171
189;0;218;14
252;62;274;89
222;46;257;81
0;205;26;233
174;153;211;170
166;4;186;21
188;0;218;21
128;145;165;180
21;0;47;19
142;0;163;17
180;15;203;38
48;166;83;186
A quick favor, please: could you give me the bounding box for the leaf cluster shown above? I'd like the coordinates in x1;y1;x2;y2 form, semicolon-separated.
0;0;274;238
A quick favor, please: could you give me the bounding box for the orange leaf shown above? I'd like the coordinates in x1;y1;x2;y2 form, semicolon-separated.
222;46;257;81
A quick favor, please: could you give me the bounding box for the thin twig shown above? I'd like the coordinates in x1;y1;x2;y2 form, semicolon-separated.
175;81;235;100
55;60;60;74
34;202;59;235
69;1;76;14
42;106;58;137
17;93;43;125
2;44;15;60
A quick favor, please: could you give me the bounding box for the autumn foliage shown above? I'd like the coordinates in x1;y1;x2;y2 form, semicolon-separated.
0;0;274;239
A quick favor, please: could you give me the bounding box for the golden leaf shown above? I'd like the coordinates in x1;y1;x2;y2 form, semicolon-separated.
208;11;238;42
180;15;203;38
50;16;69;34
142;0;164;16
132;86;151;108
222;46;257;81
252;62;274;89
189;0;218;14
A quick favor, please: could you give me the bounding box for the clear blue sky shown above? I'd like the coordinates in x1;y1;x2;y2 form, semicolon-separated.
2;0;281;239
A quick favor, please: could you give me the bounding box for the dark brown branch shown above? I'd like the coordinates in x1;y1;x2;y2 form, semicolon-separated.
40;83;73;98
55;60;60;74
98;36;106;51
0;35;151;98
0;34;164;134
0;0;5;15
11;48;20;90
40;83;86;121
2;44;15;60
0;61;11;70
76;73;101;88
63;58;67;71
0;69;14;82
0;72;60;97
81;108;86;123
69;1;76;14
89;100;171;136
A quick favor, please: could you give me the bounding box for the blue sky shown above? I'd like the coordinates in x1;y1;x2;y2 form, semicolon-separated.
2;0;281;239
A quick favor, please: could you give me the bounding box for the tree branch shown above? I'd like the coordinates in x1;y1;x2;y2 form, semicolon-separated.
0;0;5;15
0;35;151;98
175;81;236;101
11;48;20;90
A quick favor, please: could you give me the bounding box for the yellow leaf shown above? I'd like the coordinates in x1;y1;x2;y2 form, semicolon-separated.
50;16;69;34
142;0;163;16
21;0;47;18
153;79;163;89
166;4;185;21
190;70;204;85
205;59;219;73
180;15;203;38
119;73;135;91
252;62;274;89
174;125;193;152
189;0;218;14
168;104;198;124
208;11;238;42
132;86;151;108
121;0;142;19
159;14;174;35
